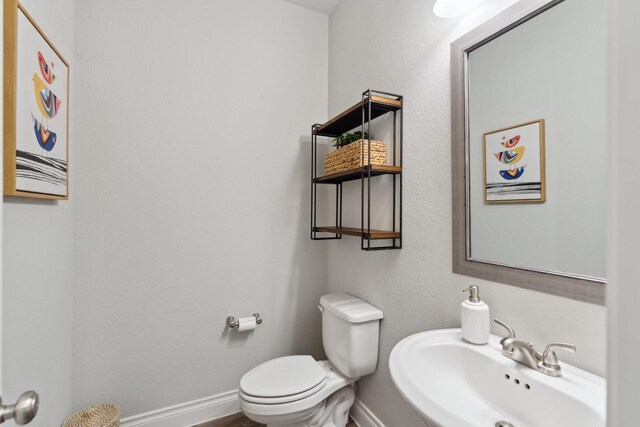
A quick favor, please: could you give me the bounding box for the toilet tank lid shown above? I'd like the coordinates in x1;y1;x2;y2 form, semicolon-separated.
320;293;383;323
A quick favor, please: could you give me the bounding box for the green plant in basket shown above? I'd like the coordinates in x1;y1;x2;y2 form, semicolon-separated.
333;131;373;148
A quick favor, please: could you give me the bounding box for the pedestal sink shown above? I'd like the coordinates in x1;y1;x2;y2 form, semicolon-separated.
389;329;605;427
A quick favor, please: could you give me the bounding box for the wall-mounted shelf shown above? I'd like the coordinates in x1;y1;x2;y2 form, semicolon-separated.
311;89;403;251
315;96;402;137
314;165;401;184
313;226;401;240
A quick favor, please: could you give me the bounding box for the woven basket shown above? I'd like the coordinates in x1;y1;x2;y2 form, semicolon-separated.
325;139;387;175
62;404;120;427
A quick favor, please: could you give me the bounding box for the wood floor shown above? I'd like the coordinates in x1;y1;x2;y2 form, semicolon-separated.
193;412;357;427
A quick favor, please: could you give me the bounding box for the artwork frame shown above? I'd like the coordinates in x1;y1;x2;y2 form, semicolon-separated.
483;119;546;204
3;0;70;199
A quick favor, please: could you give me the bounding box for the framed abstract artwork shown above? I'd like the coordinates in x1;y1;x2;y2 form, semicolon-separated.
3;1;70;199
483;119;546;204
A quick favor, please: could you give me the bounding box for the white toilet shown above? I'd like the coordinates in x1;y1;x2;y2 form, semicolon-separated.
239;293;383;427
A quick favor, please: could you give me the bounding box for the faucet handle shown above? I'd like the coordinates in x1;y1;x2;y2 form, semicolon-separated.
542;342;576;367
493;319;516;346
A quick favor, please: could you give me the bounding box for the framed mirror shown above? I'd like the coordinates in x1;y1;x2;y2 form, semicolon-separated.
451;0;606;305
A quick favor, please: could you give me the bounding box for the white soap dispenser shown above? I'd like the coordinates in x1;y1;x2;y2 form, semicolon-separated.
461;285;490;344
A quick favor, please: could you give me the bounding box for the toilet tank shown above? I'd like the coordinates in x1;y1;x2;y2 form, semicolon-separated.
319;293;384;379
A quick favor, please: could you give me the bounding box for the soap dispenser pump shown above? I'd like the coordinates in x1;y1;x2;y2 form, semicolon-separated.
461;285;490;344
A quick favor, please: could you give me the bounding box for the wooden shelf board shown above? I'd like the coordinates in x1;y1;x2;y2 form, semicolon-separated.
315;95;402;137
314;165;401;184
313;226;400;240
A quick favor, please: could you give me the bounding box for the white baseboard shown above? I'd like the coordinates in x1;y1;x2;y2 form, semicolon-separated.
350;398;385;427
120;390;240;427
120;391;383;427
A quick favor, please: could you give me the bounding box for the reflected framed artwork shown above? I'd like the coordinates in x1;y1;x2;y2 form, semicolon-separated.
483;119;545;203
3;1;70;199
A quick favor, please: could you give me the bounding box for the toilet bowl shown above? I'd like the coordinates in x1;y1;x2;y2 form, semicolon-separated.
239;358;355;427
238;293;383;427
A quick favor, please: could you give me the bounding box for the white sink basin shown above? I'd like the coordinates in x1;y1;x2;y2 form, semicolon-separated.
389;329;605;427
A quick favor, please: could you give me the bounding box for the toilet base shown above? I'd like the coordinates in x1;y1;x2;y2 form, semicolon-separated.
265;386;355;427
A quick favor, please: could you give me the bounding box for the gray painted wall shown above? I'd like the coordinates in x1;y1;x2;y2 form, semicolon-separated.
72;0;329;417
327;1;606;426
2;0;76;425
607;0;640;425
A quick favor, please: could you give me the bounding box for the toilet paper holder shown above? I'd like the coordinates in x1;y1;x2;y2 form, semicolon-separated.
226;313;262;328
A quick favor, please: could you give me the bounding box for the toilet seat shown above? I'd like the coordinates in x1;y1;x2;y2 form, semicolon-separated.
240;355;327;404
240;377;327;404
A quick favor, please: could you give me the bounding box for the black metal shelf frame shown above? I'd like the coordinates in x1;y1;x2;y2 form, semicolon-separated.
311;89;403;251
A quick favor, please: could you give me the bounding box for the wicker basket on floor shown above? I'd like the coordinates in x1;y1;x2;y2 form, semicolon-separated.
325;139;387;175
62;404;120;427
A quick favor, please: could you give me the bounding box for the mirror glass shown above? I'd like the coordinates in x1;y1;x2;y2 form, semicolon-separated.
467;0;607;280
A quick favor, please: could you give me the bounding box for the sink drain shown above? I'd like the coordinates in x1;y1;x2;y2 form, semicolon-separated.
495;421;514;427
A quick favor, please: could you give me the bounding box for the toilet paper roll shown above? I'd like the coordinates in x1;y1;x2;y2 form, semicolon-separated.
237;316;257;332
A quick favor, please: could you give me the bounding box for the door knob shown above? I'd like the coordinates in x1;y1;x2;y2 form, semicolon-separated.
0;391;39;424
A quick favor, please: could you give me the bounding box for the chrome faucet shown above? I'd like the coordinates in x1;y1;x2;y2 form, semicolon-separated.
494;319;576;377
